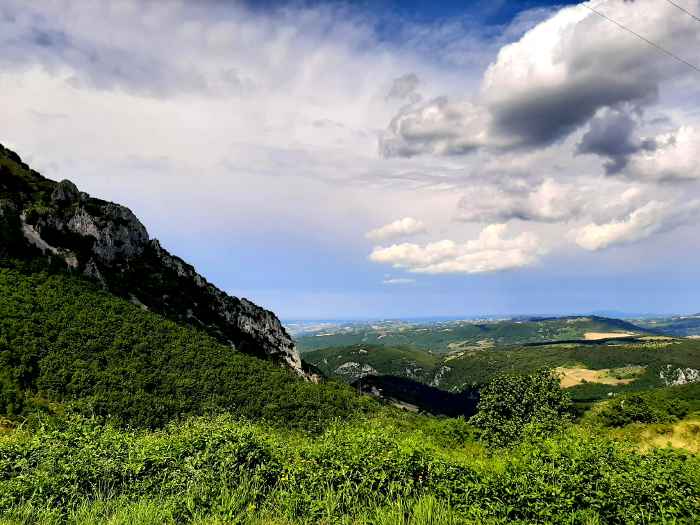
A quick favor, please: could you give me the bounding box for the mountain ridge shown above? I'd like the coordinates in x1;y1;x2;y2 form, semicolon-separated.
0;143;303;374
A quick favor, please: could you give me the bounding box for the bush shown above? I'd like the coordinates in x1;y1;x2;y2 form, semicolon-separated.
470;368;572;446
599;392;691;427
1;415;698;524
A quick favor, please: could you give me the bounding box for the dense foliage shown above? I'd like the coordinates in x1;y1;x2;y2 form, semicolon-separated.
598;386;698;427
0;413;698;524
0;264;373;430
471;368;572;446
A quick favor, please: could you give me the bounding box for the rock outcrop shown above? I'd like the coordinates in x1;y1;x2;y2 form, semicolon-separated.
660;365;700;387
0;143;303;375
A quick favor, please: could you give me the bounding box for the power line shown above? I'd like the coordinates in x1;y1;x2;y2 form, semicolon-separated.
664;0;700;23
582;3;700;74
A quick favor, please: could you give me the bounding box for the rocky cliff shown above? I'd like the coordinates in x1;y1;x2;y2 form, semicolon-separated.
0;143;303;374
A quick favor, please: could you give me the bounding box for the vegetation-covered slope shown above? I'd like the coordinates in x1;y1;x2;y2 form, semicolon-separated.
295;316;650;353
306;338;700;403
0;143;302;372
635;315;700;337
0;263;371;430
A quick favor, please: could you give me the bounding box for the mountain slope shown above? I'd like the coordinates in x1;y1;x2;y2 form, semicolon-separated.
0;143;301;372
0;265;369;428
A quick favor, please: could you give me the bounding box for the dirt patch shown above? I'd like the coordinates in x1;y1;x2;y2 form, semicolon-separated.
555;366;645;388
584;332;636;340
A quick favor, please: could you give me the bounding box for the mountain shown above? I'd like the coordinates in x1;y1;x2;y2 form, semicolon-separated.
0;143;302;373
634;315;700;337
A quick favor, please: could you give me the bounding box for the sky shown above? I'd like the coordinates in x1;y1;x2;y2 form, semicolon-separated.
2;0;700;319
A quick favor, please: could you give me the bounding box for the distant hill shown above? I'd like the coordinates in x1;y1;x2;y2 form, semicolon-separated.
295;315;652;353
305;335;700;403
0;143;303;373
635;316;700;337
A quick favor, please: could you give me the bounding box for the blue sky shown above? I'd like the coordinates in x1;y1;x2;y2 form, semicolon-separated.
3;0;700;319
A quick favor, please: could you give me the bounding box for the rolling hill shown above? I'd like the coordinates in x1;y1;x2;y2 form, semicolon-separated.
634;315;700;337
305;336;700;402
295;315;651;353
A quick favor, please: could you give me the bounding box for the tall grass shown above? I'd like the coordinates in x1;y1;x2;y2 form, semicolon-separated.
1;413;698;524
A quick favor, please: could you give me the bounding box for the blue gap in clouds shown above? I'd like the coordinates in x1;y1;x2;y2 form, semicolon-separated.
239;0;584;25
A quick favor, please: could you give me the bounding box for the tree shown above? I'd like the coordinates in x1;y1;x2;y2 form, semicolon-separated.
470;368;572;446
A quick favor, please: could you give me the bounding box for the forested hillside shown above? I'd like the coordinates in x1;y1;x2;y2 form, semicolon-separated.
0;143;303;372
0;263;370;430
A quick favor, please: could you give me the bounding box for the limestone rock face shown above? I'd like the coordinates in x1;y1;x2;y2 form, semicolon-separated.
660;365;700;386
0;143;304;376
51;180;80;205
66;204;149;263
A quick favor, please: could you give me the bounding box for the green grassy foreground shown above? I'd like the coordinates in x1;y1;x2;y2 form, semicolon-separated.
1;411;699;525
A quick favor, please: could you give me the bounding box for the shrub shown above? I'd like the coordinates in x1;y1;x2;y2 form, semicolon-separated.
470;368;572;446
599;392;691;427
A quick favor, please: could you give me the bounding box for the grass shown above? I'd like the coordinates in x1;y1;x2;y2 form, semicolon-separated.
0;410;698;525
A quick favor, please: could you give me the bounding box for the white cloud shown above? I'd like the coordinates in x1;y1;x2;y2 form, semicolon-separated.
574;200;700;251
457;178;584;223
626;126;700;181
380;97;489;157
365;217;427;241
3;0;700;297
382;0;700;157
382;277;415;285
369;224;542;274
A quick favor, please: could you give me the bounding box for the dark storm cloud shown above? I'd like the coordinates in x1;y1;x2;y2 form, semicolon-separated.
487;79;658;150
380;1;698;158
576;109;657;175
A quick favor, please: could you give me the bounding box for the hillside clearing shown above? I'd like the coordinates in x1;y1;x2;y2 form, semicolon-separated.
584;332;636;340
556;366;646;388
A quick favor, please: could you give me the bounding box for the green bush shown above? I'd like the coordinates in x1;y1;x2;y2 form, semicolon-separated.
470;368;572;446
599;392;691;427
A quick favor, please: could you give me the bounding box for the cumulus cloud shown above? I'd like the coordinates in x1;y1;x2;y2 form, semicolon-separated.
381;0;700;157
574;199;700;251
369;224;542;274
386;73;422;103
626;126;700;180
457;178;584;223
366;217;427;241
380;97;489;157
